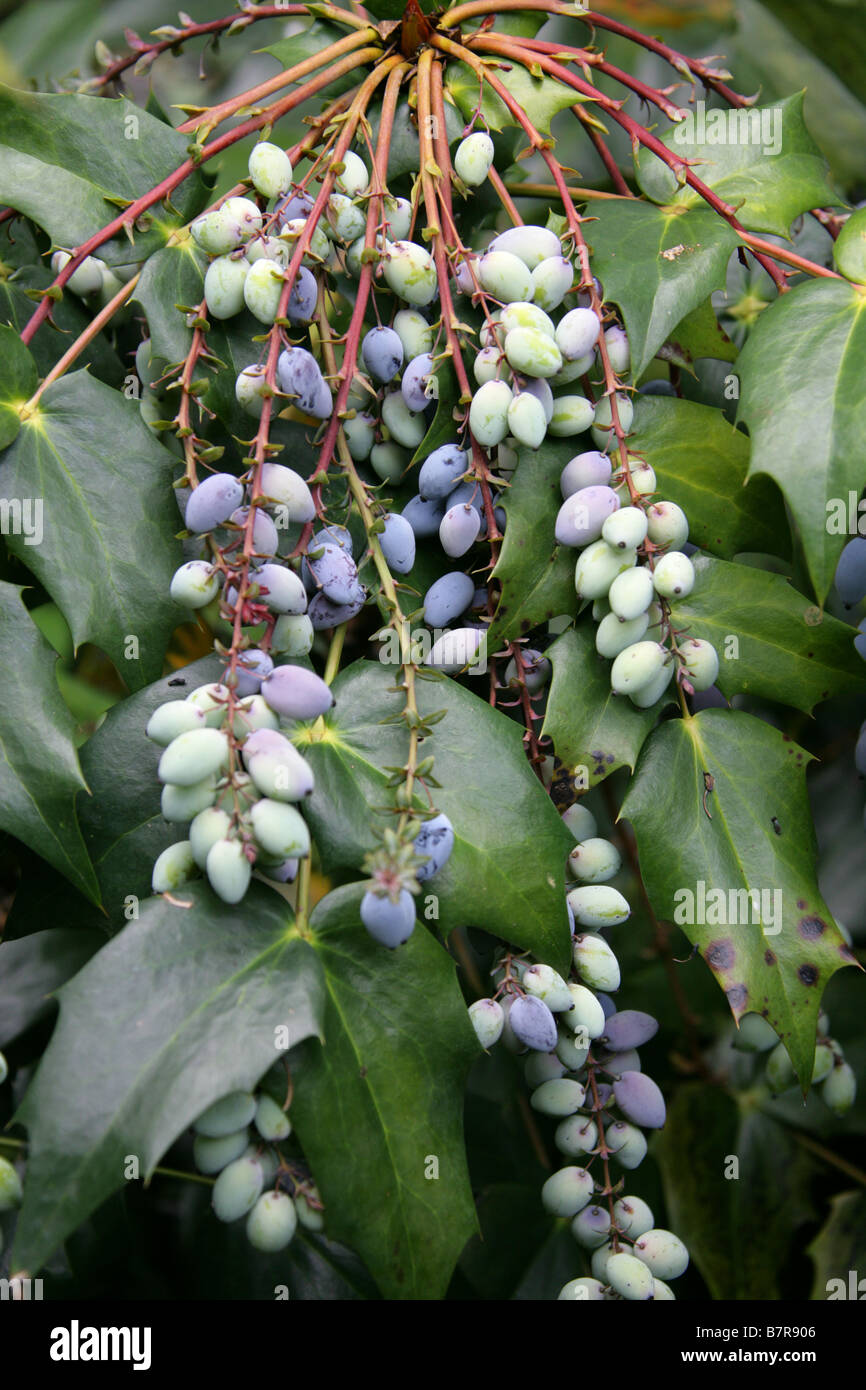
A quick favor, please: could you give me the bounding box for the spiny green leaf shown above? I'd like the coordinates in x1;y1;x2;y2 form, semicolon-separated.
0;928;104;1047
445;59;581;136
621;708;859;1086
0;323;37;448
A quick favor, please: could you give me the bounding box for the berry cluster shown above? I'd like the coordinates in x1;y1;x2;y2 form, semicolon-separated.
469;803;689;1300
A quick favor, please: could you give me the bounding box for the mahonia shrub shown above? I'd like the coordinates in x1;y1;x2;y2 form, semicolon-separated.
0;0;863;1303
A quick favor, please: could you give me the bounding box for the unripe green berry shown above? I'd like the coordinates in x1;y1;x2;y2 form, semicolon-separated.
0;1156;23;1211
193;1128;250;1175
393;308;433;358
541;1165;595;1216
246;1191;298;1251
549;395;596;437
152;839;198;893
382;390;425;448
614;1195;655;1238
568;837;622;884
607;1251;655;1300
479;250;533;302
271;614;315;657
606;1120;648;1170
206;837;252;904
610;640;669;696
646;500;689;549
632;1228;690;1280
212;1155;264;1223
823;1059;857;1115
195;1091;257;1137
572;1205;612;1250
161;775;217;823
562;802;597;842
573;933;621;991
500;301;556;339
383;240;438;305
679;638;719;692
469;379;513;446
507;391;548;449
595;611;650;659
250;800;310;859
254;1092;292;1142
531;1077;586;1116
469;998;505;1049
204;255;249;319
146;700;207;746
591;392;634;446
555;1114;597;1157
603;506;648;552
574;540;637;601
189;806;233;870
454;131;495;185
51;249;105;296
567;884;631;928
562;982;606;1038
652;551;695;599
555;1027;590;1072
336;150;369;196
248;142;293;199
243;258;284;324
558;1277;605;1301
158;728;229;786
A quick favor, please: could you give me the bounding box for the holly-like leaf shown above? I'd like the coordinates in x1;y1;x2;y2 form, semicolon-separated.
0;267;124;386
670;555;864;713
736;276;866;602
631;396;789;558
132;239;206;367
482;438;577;658
446;59;582;136
296;660;573;973
541;624;674;789
635;93;838;236
260;19;365;98
621;708;859;1086
589;201;739;379
0;583;99;903
0;371;184;687
0;85;208;261
656;1083;815;1299
12;883;324;1276
0;928;104;1047
288;882;479;1300
656;295;738;371
0;323;37;448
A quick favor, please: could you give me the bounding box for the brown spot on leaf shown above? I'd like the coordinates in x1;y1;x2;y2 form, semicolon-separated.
797;963;819;986
705;939;735;971
798;916;826;939
765;949;777;965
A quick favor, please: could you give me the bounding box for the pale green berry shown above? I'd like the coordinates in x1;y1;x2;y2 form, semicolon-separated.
551;351;595;386
523;963;573;1012
212;1155;264;1222
592;596;611;620
244;258;285;324
186;683;230;727
161;776;217;823
204;255;249;319
336;150;369;196
629;660;675;709
370;442;409;483
234;696;280;738
152;839;198;893
549;395;596;437
279;218;330;266
608;566;655;621
382;390;425;448
222;196;263;239
384;195;412;240
732;1012;778;1053
497;439;519;475
653;1279;676;1300
604;325;630;374
249;141;293;198
575;540;637;601
555;1114;597;1157
567;884;631;929
254;1093;292;1142
500;302;556;338
590;1241;616;1281
607;1251;654;1300
531;1078;586;1116
646;500;689;549
246;1192;298;1251
524;1051;566;1087
454;131;495;185
595;611;650;659
603;506;648;552
811;1041;835;1084
562;982;606;1039
556;1028;590;1072
343;412;376;460
193;1128;250;1175
246;236;290;269
235;365;270;418
610;640;669;695
530;255;573;312
606;1120;648;1169
51;249;105;296
558;1277;605;1301
507;391;548;449
195;1091;257;1137
0;1051;7;1085
295;1189;326;1231
473;346;500;385
617;461;656;498
383;240;437;305
479;250;533;302
480;310;503;348
614;1197;655;1241
504;326;562;379
823;1060;857;1115
259;463;316;522
250;799;310;858
327;192;366;242
469;379;513;447
393;308;433;358
190;206;247;254
573;1207;612;1250
189;807;232;870
345;236;368;278
490;223;561;269
568;837;621;885
572;933;621;991
146;700;207;746
652;551;695;599
158;728;229;786
591;392;634;445
0;1156;23;1211
633;1228;689;1280
541;1165;594;1216
562;803;597;842
469;998;505;1049
679;638;719;692
207;837;252;904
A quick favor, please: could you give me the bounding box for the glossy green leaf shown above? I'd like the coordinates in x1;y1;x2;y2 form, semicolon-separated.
635;94;838;237
482;438;577;657
0;583;99;902
289;882;479;1299
0;323;37;448
260;20;370;96
0;85;208;261
132;240;206;367
0;371;184;686
296;660;573;973
0;928;103;1046
631;396;788;558
541;624;673;789
12;883;324;1275
446;59;581;136
655;295;738;372
589;201;738;379
670;555;864;713
736;277;866;602
656;1083;815;1298
622;708;859;1085
0;266;124;386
